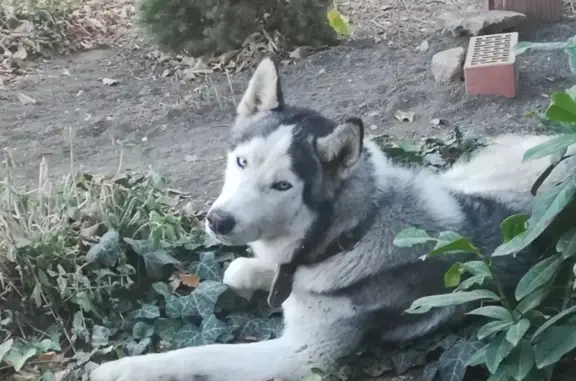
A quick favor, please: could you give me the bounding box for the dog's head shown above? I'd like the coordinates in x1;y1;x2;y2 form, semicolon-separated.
205;58;364;247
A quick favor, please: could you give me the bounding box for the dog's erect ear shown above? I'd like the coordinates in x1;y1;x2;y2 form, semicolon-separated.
237;57;285;118
315;117;364;180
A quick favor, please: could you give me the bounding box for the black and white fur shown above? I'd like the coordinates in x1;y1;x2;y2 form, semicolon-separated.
90;58;575;381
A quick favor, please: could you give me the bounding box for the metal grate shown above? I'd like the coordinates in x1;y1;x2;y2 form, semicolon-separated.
468;32;517;67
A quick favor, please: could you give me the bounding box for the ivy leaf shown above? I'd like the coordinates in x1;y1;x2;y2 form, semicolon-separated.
393;227;435;247
422;361;439;381
133;304;160;320
406;290;500;314
132;321;155;340
390;347;426;375
3;343;37;372
154;318;182;342
86;230;121;266
125;338;151;356
201;314;231;344
515;255;563;301
124;238;181;278
91;325;111;348
173;324;203;348
164;295;185;319
184;280;228;319
152;282;172;298
466;344;488;367
0;339;14;363
188;252;223;282
437;338;483;381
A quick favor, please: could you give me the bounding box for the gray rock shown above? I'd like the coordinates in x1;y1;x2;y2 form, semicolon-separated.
439;10;527;37
431;47;466;84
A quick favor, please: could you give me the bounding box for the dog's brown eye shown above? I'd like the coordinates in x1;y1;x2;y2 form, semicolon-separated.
236;157;248;168
272;181;293;191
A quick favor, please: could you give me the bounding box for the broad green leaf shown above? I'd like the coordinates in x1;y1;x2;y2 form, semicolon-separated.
461;261;492;277
515;286;552;315
0;339;14;363
467;306;514;322
523;134;576;161
515;41;570;55
500;214;529;243
533;324;576;368
466;344;488;367
188;252;223;282
86;230;121;266
478;321;514;341
506;319;531;346
545;91;576;123
133;303;160;320
124;238;181;278
132;321;154;340
428;237;480;257
393;227;434;247
531;304;576;342
405;290;500;314
201;314;231;344
444;263;463;288
485;332;514;374
437;338;483;381
503;341;534;381
514;255;563;301
486;369;511;381
556;228;576;259
494;178;576;256
326;8;350;37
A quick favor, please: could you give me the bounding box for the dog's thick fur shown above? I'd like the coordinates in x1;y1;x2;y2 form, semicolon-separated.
90;58;575;381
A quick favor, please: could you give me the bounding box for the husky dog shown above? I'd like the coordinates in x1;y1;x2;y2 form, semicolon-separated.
91;58;574;381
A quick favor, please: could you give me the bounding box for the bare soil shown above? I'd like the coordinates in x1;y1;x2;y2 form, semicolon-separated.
1;17;576;212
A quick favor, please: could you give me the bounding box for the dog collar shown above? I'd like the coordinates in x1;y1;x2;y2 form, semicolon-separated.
267;210;378;308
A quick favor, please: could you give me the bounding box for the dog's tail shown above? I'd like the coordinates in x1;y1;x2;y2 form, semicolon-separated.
441;133;576;196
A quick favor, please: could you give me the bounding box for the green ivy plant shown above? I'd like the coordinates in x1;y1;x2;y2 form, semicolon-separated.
393;34;576;381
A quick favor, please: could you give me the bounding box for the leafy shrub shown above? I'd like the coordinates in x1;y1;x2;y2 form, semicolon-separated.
393;35;576;381
136;0;339;56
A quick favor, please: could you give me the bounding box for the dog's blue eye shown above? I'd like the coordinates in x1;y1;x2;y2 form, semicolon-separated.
272;181;293;191
236;157;247;168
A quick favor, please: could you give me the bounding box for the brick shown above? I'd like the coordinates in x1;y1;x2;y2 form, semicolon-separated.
464;32;519;98
485;0;563;23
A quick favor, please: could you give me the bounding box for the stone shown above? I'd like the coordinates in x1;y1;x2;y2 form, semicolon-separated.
438;10;527;37
431;47;466;84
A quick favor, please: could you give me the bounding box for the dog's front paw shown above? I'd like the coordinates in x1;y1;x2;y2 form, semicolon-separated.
90;355;166;381
223;258;261;300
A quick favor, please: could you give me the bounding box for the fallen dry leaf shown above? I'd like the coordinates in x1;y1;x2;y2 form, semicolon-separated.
16;92;37;105
102;77;119;86
179;273;201;288
394;110;415;123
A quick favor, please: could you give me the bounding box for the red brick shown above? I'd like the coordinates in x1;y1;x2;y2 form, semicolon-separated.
464;32;519;98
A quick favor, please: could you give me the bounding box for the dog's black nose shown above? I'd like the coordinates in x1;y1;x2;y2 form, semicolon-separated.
206;209;236;235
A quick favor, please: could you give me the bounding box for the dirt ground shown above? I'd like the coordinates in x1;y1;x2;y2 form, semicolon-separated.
1;14;576;212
